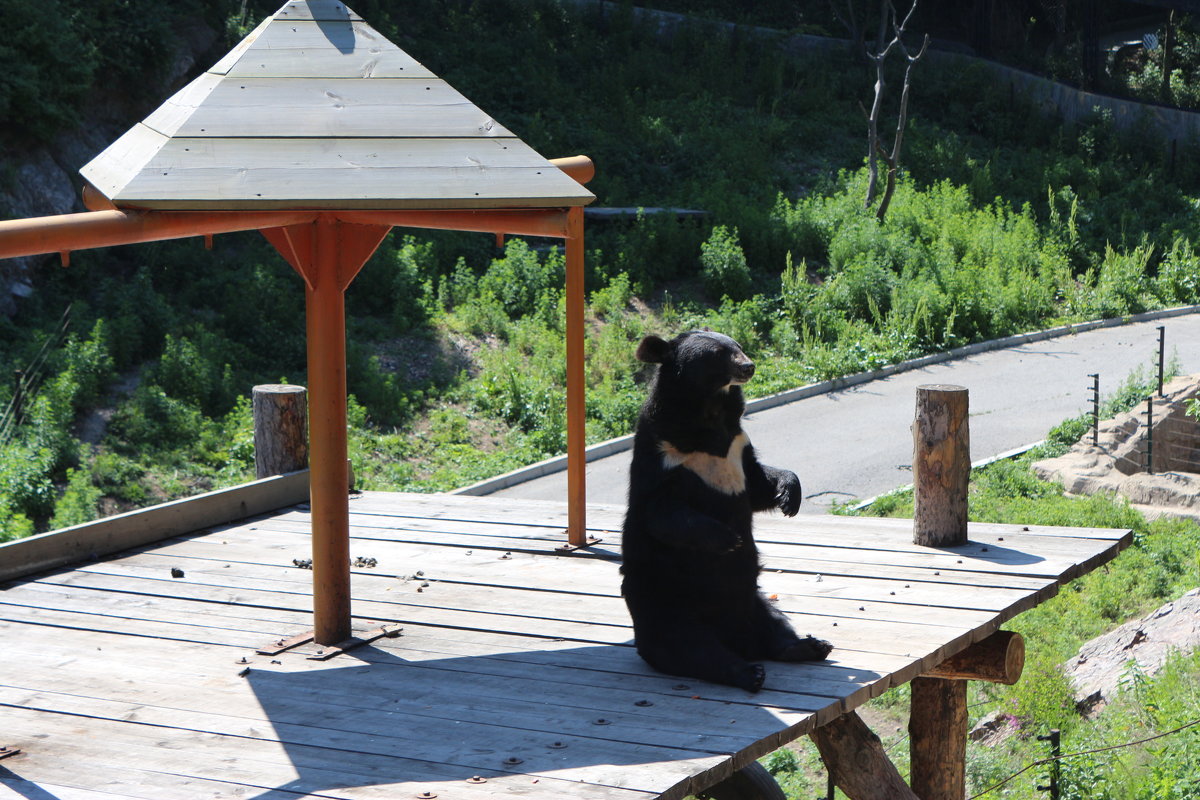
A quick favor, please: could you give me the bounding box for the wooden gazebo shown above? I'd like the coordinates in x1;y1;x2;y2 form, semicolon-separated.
0;0;595;646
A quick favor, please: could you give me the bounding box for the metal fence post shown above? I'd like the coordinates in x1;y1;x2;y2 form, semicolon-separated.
1157;325;1166;397
1145;396;1155;475
1037;728;1061;800
1088;373;1099;447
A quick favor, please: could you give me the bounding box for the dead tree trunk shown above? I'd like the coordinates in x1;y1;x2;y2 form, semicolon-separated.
913;384;969;548
253;384;309;479
862;1;928;220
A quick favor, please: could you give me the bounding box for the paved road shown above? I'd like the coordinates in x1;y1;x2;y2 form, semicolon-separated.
491;313;1200;512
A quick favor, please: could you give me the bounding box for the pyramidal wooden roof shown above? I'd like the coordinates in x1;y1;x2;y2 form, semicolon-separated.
81;0;594;211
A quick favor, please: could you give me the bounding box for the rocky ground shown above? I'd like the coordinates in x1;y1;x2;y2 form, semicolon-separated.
1034;374;1200;522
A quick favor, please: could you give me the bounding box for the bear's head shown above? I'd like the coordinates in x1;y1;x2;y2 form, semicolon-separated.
636;331;754;396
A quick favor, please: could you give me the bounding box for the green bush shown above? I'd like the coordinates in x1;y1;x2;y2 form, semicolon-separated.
107;386;205;456
48;463;102;530
700;225;753;301
478;240;564;322
153;334;237;417
0;0;95;142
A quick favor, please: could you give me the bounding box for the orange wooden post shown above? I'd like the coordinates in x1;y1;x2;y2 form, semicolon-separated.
565;205;587;546
262;215;390;645
307;216;353;645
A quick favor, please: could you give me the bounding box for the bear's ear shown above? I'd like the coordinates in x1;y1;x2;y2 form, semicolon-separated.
635;335;671;364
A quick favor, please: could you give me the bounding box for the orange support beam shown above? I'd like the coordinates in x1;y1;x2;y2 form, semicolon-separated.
565;206;587;546
0;209;318;261
339;208;570;239
306;217;354;645
267;214;391;645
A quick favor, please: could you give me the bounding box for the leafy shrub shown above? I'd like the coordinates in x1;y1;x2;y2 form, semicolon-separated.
56;320;116;413
49;464;102;530
392;237;436;331
478;240;564;321
0;440;55;527
0;0;95;142
107;386;205;455
0;497;34;542
590;272;634;319
152;334;237;417
1154;237;1200;305
699;225;752;301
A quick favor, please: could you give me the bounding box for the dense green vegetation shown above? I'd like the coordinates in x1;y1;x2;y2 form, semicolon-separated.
3;0;1200;542
797;371;1200;800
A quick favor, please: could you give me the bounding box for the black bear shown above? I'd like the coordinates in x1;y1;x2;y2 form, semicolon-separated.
621;330;833;692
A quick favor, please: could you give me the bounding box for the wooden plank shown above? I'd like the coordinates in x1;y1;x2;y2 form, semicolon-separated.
145;78;515;139
198;522;1052;618
139;72;222;138
755;517;1133;554
355;493;1131;547
115;167;594;211
0;583;892;716
2;687;728;797
276;0;365;21
49;554;1003;649
215;20;436;79
0;645;813;758
58;554;1003;637
86;130;593;210
0;703;630;800
18;564;981;665
97;542;1045;623
0;611;858;720
0;471;308;584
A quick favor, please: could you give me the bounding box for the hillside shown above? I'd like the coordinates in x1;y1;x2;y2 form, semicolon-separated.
3;0;1200;536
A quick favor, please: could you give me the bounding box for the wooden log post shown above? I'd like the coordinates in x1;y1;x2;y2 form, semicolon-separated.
908;385;972;799
809;711;920;800
923;630;1025;685
908;631;1025;799
253;384;309;479
913;384;970;548
909;677;967;800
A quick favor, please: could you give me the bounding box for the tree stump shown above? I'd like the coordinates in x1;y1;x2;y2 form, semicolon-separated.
253;384;309;479
913;384;969;547
909;677;967;800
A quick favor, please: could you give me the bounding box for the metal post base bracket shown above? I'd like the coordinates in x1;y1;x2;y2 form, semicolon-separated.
307;624;404;661
556;536;602;553
0;746;21;761
257;625;404;660
257;631;316;656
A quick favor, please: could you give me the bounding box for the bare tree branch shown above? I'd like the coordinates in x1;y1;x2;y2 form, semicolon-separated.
860;0;926;221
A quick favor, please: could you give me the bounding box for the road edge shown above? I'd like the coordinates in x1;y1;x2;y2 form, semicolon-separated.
453;304;1200;497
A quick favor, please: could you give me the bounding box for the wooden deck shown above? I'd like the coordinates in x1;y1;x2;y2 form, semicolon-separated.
0;491;1129;800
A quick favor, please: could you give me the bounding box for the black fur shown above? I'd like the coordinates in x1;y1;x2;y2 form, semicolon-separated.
621;331;833;692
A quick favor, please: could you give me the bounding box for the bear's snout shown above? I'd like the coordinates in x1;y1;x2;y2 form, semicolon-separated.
731;358;755;384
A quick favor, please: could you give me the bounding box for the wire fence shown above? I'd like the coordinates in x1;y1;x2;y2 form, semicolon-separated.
967;717;1200;800
0;304;71;446
817;711;1200;800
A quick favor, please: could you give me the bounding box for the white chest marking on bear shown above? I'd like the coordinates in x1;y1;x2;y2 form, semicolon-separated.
659;433;749;495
